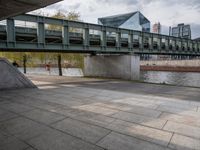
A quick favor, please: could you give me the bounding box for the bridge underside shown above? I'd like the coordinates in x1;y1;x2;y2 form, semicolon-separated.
0;0;62;20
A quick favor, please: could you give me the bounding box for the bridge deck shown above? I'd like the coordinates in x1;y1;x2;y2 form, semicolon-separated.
0;14;200;55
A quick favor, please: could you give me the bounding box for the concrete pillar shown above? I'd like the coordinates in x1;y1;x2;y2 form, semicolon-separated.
84;54;140;80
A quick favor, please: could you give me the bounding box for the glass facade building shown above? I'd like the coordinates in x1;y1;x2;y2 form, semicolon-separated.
98;11;150;32
171;24;191;39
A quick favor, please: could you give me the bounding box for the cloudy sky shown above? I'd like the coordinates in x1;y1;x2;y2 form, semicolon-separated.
34;0;200;39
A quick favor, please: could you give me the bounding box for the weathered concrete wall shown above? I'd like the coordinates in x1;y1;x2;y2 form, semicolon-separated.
141;59;200;67
0;58;36;90
84;55;140;80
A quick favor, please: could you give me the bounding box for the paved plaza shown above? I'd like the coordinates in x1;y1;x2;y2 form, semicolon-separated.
0;75;200;150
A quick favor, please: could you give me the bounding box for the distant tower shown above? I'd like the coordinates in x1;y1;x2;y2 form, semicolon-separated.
153;22;161;34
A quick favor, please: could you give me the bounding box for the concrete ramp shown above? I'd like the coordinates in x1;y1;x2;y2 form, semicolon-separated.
0;58;36;90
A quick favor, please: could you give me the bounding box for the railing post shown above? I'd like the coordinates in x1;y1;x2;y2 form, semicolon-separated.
37;16;45;48
23;55;27;74
165;37;169;51
139;32;144;51
6;18;15;47
58;55;62;76
158;36;162;50
101;27;107;51
128;31;133;51
116;29;121;50
150;34;153;50
83;24;90;50
62;21;69;48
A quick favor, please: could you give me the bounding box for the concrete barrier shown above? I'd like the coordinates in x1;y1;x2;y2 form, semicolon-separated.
84;55;140;80
0;58;36;90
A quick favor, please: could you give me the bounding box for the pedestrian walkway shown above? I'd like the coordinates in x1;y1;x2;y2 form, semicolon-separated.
0;75;200;150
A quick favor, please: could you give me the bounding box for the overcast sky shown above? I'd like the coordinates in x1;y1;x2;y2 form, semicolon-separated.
33;0;200;39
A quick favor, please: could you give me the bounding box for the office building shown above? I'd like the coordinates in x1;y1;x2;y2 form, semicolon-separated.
98;11;150;32
171;23;191;39
153;22;161;34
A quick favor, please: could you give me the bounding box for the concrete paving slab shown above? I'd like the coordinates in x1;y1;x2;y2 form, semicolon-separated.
0;130;17;146
157;105;200;118
164;121;200;139
158;103;198;112
0;111;19;122
72;113;116;128
0;117;52;140
112;111;167;129
107;119;172;146
169;134;200;150
97;132;170;150
0;102;35;114
22;109;66;125
159;112;200;127
52;118;111;144
25;147;37;150
74;104;119;116
114;98;159;109
48;106;87;117
0;139;29;150
96;102;162;118
28;129;104;150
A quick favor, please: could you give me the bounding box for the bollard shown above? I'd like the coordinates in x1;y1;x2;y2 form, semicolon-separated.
58;55;62;76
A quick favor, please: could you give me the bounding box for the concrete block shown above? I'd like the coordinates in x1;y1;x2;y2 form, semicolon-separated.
97;132;169;150
84;54;140;80
52;118;111;144
0;58;36;90
169;134;200;150
164;121;200;139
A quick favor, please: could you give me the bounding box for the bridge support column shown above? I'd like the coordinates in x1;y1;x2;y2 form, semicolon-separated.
84;54;140;80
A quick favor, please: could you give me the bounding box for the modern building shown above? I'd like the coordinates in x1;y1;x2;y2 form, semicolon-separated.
153;22;161;34
98;11;150;32
171;23;191;39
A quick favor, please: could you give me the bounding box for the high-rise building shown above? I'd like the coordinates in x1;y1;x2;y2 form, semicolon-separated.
98;11;150;32
171;23;191;39
153;22;161;34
